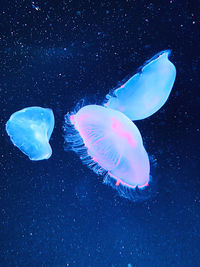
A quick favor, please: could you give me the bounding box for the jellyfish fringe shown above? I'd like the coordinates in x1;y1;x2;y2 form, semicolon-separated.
64;112;110;178
104;174;157;202
64;112;156;202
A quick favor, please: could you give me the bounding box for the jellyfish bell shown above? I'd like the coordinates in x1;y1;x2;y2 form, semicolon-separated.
64;104;151;201
104;50;176;120
6;106;55;161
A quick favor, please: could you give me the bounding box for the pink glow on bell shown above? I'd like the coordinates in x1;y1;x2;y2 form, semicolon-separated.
66;105;150;191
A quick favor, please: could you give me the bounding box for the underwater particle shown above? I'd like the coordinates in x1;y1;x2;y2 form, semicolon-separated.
64;105;150;200
104;50;176;120
6;107;55;161
31;1;40;11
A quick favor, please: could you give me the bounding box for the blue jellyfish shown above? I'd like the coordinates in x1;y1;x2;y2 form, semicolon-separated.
6;107;55;161
104;50;176;120
64;105;150;201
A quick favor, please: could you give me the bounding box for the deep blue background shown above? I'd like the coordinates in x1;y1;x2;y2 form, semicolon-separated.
0;1;199;266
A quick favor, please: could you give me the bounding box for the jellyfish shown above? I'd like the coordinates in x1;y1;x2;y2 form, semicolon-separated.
64;104;150;200
6;107;55;161
104;50;176;120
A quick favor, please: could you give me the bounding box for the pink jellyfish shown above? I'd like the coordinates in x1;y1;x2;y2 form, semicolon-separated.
64;105;151;201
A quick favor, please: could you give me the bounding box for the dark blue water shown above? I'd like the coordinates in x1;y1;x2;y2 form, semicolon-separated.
0;1;199;266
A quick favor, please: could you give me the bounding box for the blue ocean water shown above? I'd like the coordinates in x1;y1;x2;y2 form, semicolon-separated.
0;1;199;266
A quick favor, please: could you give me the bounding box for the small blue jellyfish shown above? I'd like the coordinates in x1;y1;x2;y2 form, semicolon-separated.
6;107;55;161
104;50;176;120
